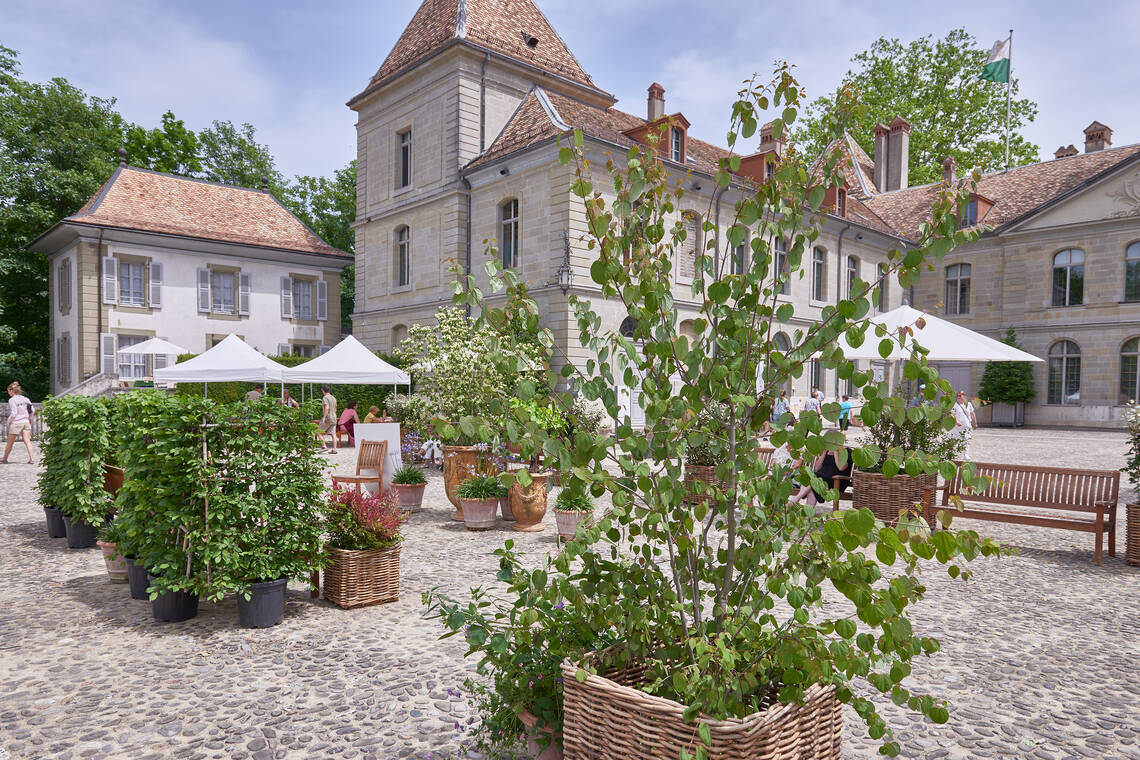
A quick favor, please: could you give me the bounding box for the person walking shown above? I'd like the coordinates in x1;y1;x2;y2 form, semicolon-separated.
319;385;338;452
1;381;35;464
803;386;822;417
770;390;790;432
839;395;853;431
952;391;978;459
245;385;265;402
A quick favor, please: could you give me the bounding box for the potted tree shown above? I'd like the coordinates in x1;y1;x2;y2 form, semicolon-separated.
434;64;1002;759
391;463;428;512
553;487;594;542
456;474;501;530
322;486;406;608
978;328;1035;427
37;396;112;548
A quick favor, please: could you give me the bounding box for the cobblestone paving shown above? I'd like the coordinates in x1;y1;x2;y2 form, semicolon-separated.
1;429;1138;760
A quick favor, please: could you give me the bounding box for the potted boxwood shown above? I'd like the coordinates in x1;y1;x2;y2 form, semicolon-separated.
322;486;407;608
456;474;501;531
978;328;1035;427
552;488;594;542
391;463;428;511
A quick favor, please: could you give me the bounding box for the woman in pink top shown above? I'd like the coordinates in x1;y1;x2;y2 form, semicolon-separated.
337;400;361;447
2;381;35;464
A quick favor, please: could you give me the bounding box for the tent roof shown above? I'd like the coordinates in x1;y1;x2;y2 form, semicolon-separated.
282;336;410;384
835;305;1042;362
154;334;286;383
116;337;187;356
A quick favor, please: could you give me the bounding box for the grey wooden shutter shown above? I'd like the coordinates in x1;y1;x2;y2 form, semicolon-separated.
102;257;118;304
197;268;210;313
280;277;293;319
238;273;251;316
100;333;117;375
316;280;328;321
149;262;163;308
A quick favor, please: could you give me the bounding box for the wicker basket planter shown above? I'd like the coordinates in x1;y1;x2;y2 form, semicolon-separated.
684;464;721;505
323;545;401;609
1127;503;1140;567
852;470;937;525
561;658;841;760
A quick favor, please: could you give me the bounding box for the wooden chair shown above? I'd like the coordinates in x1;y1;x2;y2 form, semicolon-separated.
331;439;388;495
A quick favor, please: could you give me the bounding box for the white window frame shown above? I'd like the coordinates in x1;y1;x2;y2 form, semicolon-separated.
811;247;827;302
396;226;410;287
1052;249;1085;307
945;263;971;315
397;129;412;189
211;270;235;314
671;128;683;162
877;263;889;312
501;200;519;270
846;255;859;299
774;238;789;296
118;261;146;306
293;279;314;320
117;335;149;379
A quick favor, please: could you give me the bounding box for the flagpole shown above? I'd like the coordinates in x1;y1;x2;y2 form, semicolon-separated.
1005;28;1013;171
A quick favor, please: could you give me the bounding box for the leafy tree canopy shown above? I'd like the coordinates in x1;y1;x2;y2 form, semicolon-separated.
793;29;1039;185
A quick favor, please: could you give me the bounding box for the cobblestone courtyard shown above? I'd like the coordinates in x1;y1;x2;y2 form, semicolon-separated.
2;428;1138;760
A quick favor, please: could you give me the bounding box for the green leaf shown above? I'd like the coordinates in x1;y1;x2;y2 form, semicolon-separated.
698;721;712;747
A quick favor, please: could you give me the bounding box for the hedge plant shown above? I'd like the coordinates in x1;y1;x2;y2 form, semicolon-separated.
36;396;112;527
113;391;325;600
977;328;1035;405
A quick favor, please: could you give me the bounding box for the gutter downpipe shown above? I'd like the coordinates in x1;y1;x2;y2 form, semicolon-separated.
835;221;852;399
479;53;489;153
96;228;105;376
462;175;473;317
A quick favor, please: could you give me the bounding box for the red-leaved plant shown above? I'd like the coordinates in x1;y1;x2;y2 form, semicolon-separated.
324;487;407;551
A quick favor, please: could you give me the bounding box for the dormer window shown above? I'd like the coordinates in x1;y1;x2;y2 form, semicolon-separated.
671;128;683;162
837;189;847;217
960;199;978;228
765;160;775;180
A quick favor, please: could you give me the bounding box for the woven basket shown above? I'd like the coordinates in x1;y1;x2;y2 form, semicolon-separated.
684;464;721;505
852;471;937;525
561;658;841;760
1127;503;1140;567
323;545;400;609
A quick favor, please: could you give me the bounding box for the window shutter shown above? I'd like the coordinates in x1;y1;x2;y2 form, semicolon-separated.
319;345;330;355
197;268;210;313
149;262;163;308
65;260;72;310
280;277;293;319
102;257;118;304
63;336;71;385
55;338;62;382
100;333;117;375
316;280;328;321
238;273;251;316
277;343;292;357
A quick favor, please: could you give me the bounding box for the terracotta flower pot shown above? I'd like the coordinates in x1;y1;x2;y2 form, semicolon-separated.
554;510;592;541
103;464;125;496
518;709;562;760
459;498;499;530
97;541;128;583
510;472;551;532
391;483;426;512
443;445;482;521
500;496;515;521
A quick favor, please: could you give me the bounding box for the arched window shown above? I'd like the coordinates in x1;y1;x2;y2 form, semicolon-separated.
774;332;791;352
501;199;519;270
846;255;859;299
618;316;638;339
1047;340;1081;405
1121;338;1140;404
811;247;827;301
877;263;889;313
394;226;410;287
1052;249;1084;307
391;324;408;350
773;238;789;295
945;263;971;315
1125;243;1140;302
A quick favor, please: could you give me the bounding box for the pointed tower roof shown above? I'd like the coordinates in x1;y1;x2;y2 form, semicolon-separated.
351;0;608;105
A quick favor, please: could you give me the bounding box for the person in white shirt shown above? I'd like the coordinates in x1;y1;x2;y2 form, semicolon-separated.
952;391;978;459
2;381;35;464
803;386;822;417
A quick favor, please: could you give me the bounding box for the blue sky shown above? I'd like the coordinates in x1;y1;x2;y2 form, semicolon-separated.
5;0;1138;180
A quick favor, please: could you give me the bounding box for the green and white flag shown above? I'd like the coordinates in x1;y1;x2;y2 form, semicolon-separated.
980;37;1011;83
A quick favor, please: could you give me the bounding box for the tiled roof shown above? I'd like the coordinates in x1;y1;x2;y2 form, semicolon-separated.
66;167;349;258
358;0;599;100
863;143;1140;240
808;135;879;199
467;88;730;173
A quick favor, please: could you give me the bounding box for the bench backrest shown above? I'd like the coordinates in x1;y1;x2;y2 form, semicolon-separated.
757;447;776;465
945;461;1120;512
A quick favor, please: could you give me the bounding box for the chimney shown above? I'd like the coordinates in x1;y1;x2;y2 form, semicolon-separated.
647;83;665;122
759;121;785;156
886;116;911;191
1084;121;1112;153
941;156;956;185
872;123;889;191
1054;144;1078;159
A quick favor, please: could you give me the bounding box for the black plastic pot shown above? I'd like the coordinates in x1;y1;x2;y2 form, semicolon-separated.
62;514;98;549
124;556;150;600
237;578;288;629
43;507;67;538
148;574;199;623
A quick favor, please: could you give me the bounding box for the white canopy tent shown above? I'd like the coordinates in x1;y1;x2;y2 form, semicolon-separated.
154;335;286;395
834;305;1042;363
116;336;188;359
282;335;410;385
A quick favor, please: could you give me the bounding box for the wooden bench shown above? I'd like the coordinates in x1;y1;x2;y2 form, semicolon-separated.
929;462;1119;565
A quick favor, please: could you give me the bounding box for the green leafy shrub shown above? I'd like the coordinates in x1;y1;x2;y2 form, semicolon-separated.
685;403;728;467
860;396;966;474
455;474;500;500
392;463;427;485
36;396;112;527
387;393;434;434
977;328;1035;404
323;487;406;551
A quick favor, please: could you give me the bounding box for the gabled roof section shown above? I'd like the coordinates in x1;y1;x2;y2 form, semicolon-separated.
356;0;602;103
863;143;1140;240
808;134;878;199
56;166;348;258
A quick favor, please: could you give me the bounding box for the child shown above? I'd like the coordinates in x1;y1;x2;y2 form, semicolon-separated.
363;406;380;424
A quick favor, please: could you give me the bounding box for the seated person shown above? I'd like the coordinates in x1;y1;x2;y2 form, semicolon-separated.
337;401;361;446
790;441;853;507
362;405;380;424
